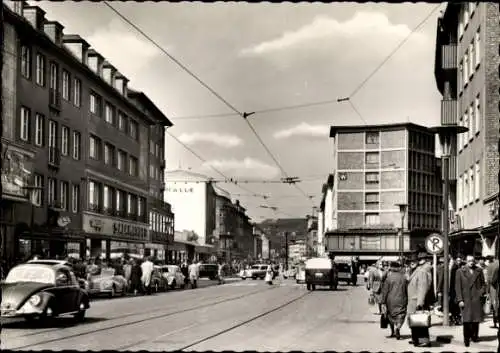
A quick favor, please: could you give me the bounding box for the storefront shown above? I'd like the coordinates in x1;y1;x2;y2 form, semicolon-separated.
82;212;150;261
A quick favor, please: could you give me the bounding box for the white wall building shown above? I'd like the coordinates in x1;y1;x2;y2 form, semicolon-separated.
165;170;217;246
317;174;335;257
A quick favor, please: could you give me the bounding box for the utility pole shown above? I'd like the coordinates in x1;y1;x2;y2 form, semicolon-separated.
284;231;289;271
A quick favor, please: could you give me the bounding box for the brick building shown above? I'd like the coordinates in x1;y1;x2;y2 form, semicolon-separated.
1;2;173;265
434;2;499;256
325;123;443;259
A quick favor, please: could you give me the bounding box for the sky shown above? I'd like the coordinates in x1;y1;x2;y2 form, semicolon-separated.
35;1;446;222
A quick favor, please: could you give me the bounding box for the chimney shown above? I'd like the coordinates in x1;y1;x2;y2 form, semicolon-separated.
102;61;117;87
114;73;129;96
62;35;90;65
43;21;64;46
23;6;46;31
87;49;105;77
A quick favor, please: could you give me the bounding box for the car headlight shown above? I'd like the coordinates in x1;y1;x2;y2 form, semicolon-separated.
28;294;42;307
102;280;113;287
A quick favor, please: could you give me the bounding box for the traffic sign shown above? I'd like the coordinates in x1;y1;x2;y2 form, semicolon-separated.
425;233;444;255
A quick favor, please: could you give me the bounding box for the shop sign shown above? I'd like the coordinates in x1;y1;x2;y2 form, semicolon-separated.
166;187;194;193
1;147;33;199
83;214;150;243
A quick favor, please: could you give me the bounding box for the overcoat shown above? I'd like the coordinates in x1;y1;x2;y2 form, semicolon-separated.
381;269;408;326
455;265;486;323
369;268;386;304
407;264;431;314
488;260;499;315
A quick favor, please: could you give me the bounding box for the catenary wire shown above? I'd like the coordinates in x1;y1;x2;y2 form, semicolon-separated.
104;1;313;206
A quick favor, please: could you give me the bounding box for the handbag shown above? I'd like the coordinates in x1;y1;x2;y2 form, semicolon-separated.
408;311;431;328
484;295;492;315
380;313;389;329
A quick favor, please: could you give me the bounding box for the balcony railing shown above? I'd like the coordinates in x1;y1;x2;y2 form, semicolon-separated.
49;88;62;110
48;147;61;167
441;44;457;70
441;99;457;125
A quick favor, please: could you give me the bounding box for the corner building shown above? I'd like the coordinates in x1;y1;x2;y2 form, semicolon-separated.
326;123;443;260
434;2;499;256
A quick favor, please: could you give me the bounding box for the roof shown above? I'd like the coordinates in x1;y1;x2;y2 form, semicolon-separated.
329;122;433;138
127;89;173;127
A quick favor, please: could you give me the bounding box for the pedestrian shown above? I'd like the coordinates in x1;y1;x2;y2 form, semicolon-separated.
130;259;142;296
381;261;408;340
265;264;273;285
455;254;487;347
123;259;132;291
141;256;154;295
188;260;199;289
487;256;499;328
407;252;432;347
368;260;388;315
181;261;189;288
218;261;225;285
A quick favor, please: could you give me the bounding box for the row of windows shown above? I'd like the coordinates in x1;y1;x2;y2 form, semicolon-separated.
458;94;481;151
409;132;434;152
459;27;481;93
409;152;436;171
409;213;440;230
149;164;163;181
89;136;138;177
409;172;442;194
409;192;441;215
457;162;481;209
32;174;80;213
20;106;81;159
90;92;139;141
149;141;164;160
88;180;146;222
458;3;478;40
149;211;174;234
21;45;82;107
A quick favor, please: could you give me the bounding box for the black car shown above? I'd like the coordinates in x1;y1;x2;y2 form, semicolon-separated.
1;261;90;322
198;264;218;280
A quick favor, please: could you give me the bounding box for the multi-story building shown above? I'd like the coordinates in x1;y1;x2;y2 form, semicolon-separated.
434;2;499;256
1;2;174;264
232;200;254;261
306;215;318;257
214;187;237;262
317;174;335;257
257;218;308;260
326;123;443;259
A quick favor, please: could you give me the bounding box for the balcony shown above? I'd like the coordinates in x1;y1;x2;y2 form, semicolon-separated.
48;147;61;168
441;44;457;70
49;88;61;111
441;99;457;125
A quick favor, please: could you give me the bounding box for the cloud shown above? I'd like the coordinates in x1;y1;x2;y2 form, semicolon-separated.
202;158;279;179
241;11;421;56
273;122;329;140
86;19;162;76
178;132;243;148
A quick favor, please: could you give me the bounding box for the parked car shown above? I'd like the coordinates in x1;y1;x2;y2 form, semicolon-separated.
248;264;268;280
151;267;169;292
157;265;185;289
87;268;127;297
1;262;90;322
239;269;250;280
198;264;218;280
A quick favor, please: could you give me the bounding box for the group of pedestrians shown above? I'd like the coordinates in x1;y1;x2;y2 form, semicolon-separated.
367;252;496;348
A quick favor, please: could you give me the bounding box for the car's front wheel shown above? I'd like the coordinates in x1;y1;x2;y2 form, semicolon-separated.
74;302;86;322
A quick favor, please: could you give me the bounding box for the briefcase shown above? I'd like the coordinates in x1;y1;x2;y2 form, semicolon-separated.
408;311;431;328
380;313;389;329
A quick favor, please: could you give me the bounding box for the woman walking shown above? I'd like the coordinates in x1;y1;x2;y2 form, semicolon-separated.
381;261;408;340
369;260;388;315
130;259;143;296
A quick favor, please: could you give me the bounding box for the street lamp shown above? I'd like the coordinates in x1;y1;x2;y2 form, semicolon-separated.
430;124;468;327
395;203;408;262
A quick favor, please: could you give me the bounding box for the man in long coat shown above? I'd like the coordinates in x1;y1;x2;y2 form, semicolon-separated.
381;261;408;340
486;257;499;328
455;255;486;347
407;252;432;347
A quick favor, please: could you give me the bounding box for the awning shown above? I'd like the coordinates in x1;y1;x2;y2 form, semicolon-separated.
358;255;383;261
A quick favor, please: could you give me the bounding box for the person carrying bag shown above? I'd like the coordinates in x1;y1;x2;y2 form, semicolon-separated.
265;264;273;285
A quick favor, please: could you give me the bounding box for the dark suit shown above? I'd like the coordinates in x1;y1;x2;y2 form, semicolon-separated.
436;262;461;324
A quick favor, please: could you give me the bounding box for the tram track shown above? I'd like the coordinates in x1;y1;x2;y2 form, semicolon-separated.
7;285;278;348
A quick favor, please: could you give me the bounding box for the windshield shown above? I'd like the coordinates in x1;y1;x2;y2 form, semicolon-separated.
336;263;351;271
251;265;260;269
5;265;55;284
99;268;116;277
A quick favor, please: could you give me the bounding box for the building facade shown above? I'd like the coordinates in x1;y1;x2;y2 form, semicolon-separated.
434;2;500;257
317;174;335;257
257;218;308;261
1;2;174;265
306;215;318;257
214;188;237;262
326;123;443;259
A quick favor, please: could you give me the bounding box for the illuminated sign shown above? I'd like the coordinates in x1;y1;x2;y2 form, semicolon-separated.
166;187;194;193
83;213;150;243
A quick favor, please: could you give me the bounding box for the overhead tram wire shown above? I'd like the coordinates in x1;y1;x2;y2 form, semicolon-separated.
104;2;313;207
171;4;442;122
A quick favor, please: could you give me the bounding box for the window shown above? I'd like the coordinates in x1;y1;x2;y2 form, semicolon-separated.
150;141;155;154
105;103;114;124
116;190;124;213
90;92;100;115
48;178;56;206
475;28;481;67
35;53;45;86
365;172;379;184
72;132;81;160
48;120;57;148
104;143;114;165
469;167;474;205
150;164;155;178
103;185;111;210
71;184;79;213
20;45;31;79
129;156;137;176
365;213;380;225
88;181;100;209
62;70;70;100
129;120;138;140
365;192;379;203
475;162;480;201
458;116;464;151
127;194;133;214
475;94;481;133
463;110;469;144
365;152;379;164
20;106;30;141
118;112;126;131
89;135;99;159
49;62;58;90
458;17;464;39
33;174;43;206
459;60;464;92
469;104;475;137
73;78;81;107
60;181;69;211
457;175;463;209
61;126;69;156
463;5;469;28
117;150;126;171
469;2;476;15
34;113;44;146
155;144;159;157
138;197;145;218
469;42;474;76
366;132;379;144
463;51;469;85
463;173;469;205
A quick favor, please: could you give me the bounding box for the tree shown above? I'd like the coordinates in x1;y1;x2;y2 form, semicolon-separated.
187;231;199;243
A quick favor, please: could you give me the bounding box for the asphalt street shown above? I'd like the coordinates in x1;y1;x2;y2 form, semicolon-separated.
1;278;498;351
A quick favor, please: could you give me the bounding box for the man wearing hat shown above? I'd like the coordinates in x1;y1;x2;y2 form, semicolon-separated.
381;261;408;340
407;252;432;347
